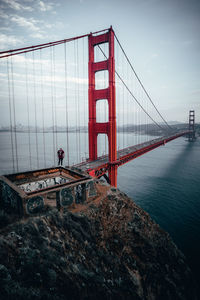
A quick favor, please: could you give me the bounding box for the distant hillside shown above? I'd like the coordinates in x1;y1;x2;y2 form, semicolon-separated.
0;122;191;136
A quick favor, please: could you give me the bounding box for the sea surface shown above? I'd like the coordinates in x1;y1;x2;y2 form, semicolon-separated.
118;136;200;287
0;131;200;287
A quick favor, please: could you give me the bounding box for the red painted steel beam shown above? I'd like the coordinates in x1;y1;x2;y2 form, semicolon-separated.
88;26;117;187
83;131;190;178
117;131;190;167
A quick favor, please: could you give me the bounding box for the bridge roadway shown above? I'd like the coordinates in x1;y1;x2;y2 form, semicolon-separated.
75;130;190;178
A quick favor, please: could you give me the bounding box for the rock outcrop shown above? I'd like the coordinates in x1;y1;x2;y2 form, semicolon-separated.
0;184;198;299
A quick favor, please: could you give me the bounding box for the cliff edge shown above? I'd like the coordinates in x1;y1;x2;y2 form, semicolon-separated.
0;183;198;299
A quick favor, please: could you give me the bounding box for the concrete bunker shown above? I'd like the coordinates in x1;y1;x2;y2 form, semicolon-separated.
0;167;97;216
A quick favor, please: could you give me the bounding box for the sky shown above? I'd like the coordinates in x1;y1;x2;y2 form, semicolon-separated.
0;0;200;124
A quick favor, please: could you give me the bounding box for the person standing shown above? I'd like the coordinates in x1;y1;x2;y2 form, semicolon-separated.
57;148;65;166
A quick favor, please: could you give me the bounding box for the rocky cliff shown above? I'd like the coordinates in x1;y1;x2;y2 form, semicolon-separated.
0;183;198;299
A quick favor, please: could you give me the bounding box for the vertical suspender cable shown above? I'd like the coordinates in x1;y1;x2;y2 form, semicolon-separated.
138;87;139;144
136;79;138;145
74;41;78;164
139;87;141;144
76;39;81;162
146;95;148;140
122;50;125;149
10;56;19;171
146;93;148;140
6;59;15;172
137;84;139;144
131;69;134;145
125;59;127;148
144;93;146;140
32;51;39;168
25;53;32;169
135;77;137;145
147;91;150;140
82;37;87;159
126;56;128;146
104;44;106;155
40;49;46;168
140;88;142;143
138;85;140;144
50;47;56;165
127;58;129;146
53;46;58;152
115;38;119;150
64;42;70;166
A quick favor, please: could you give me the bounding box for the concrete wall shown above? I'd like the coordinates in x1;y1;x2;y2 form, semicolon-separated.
0;177;97;217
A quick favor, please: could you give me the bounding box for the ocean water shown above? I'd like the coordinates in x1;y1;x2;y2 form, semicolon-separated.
118;136;200;285
0;132;200;286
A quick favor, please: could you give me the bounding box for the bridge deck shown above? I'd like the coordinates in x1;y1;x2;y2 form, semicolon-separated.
75;130;190;177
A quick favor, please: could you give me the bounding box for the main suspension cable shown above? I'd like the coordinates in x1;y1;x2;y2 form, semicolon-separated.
97;45;165;132
114;33;172;130
0;28;110;59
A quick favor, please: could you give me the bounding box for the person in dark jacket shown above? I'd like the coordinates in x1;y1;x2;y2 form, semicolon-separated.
57;148;65;166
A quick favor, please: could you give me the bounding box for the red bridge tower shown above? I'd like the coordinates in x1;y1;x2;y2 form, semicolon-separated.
88;27;117;186
188;110;195;142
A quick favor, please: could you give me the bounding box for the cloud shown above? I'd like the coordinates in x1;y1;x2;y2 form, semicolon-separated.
11;16;39;31
0;73;6;78
30;32;45;39
0;27;12;32
0;34;23;50
0;11;9;19
11;55;45;65
38;0;54;11
1;0;33;11
9;15;57;40
10;15;49;40
1;0;57;13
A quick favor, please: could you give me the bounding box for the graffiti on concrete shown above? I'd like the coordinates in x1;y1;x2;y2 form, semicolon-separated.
86;181;97;197
26;196;44;214
0;180;22;214
19;176;69;193
60;187;74;207
75;184;83;204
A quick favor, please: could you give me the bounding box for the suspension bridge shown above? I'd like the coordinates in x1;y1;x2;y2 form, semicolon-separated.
0;27;195;187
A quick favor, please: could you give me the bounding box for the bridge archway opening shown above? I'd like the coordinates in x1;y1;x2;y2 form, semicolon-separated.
97;133;108;157
94;43;108;62
95;70;108;90
96;99;108;123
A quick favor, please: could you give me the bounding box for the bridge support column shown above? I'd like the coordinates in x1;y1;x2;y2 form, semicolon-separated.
188;110;195;142
109;164;118;187
88;27;117;187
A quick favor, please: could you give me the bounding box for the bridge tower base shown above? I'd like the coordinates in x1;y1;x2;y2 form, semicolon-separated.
88;27;117;187
188;110;195;142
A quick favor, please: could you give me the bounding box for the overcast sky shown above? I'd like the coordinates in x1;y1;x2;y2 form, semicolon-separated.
0;0;199;124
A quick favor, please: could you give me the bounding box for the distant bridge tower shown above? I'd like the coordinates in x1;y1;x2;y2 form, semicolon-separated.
188;110;195;142
88;27;117;186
